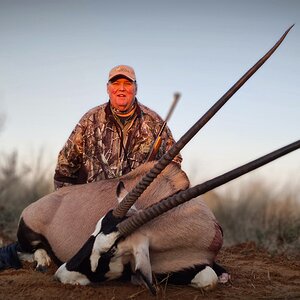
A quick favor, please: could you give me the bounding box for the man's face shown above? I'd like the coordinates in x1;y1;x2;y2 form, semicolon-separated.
107;77;137;112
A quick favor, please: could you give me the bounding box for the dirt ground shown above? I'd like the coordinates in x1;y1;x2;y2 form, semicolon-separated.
0;232;299;300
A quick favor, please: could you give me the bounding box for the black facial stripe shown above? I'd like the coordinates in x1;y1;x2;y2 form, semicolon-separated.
99;210;126;235
66;236;96;271
65;210;127;281
66;244;118;282
66;234;127;282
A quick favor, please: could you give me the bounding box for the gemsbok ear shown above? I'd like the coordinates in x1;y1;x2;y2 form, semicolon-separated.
116;181;138;217
116;181;128;204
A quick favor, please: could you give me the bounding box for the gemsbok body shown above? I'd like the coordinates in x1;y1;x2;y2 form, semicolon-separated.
18;162;189;263
16;162;224;291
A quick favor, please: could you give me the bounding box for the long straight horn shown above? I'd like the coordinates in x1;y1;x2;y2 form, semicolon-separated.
118;140;300;236
112;25;294;219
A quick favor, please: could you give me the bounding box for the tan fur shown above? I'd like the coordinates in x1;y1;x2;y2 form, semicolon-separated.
21;162;190;261
117;197;222;274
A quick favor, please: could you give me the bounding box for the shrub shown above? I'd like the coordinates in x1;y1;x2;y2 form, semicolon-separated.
0;150;53;238
204;181;300;257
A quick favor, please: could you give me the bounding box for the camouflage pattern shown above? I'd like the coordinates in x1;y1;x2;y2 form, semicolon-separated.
54;101;181;189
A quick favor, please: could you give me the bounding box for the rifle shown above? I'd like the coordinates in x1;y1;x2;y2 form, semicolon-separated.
146;93;181;162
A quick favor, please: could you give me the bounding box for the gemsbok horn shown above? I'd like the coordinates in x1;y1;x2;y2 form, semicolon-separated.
112;24;294;219
118;140;300;236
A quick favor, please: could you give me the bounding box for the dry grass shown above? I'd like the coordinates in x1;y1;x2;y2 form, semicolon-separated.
0;149;299;257
0;150;53;238
204;181;300;257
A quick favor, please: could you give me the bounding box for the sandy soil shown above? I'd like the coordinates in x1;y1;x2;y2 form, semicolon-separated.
0;232;299;300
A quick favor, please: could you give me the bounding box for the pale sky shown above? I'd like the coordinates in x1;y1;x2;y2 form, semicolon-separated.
0;0;299;193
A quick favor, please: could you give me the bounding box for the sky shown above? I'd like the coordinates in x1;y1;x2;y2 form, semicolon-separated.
0;0;299;195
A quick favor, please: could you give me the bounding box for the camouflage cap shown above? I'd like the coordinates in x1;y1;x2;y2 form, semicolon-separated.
108;65;136;82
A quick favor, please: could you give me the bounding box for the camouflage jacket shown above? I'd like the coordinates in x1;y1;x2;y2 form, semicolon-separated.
54;100;181;189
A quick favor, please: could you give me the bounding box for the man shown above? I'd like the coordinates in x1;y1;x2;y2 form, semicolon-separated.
54;65;181;189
